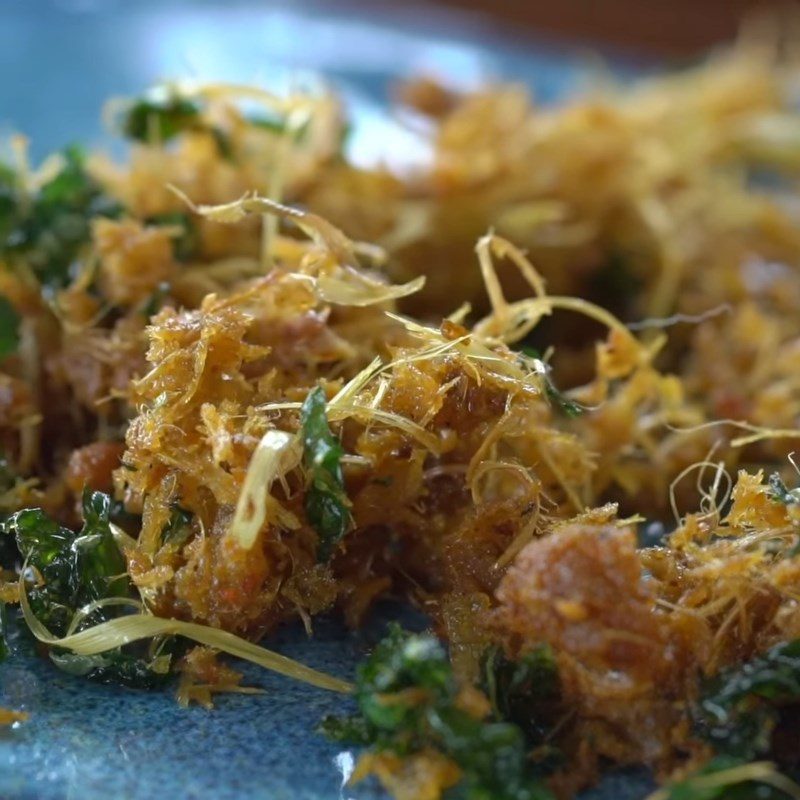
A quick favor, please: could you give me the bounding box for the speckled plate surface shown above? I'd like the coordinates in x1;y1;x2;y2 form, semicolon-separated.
0;612;654;800
0;3;654;798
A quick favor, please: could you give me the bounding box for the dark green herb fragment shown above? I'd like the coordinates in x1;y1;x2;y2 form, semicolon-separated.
0;146;122;289
122;91;232;158
520;347;585;418
317;713;374;745
300;385;350;562
0;296;20;359
0;490;172;687
122;93;203;143
768;473;800;506
482;645;563;757
694;639;800;761
161;505;193;548
0;528;16;571
320;625;554;800
0;165;18;241
545;386;584;418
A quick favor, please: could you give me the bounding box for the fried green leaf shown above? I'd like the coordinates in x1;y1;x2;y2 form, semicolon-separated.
482;644;563;755
519;347;585;418
0;146;122;289
768;473;800;506
695;639;800;761
320;625;555;800
317;713;374;745
300;385;351;562
122;93;203;143
121;90;232;158
161;505;194;548
0;490;172;687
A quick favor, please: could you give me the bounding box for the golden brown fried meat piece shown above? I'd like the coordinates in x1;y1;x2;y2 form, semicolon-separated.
492;524;696;781
495;525;667;676
66;441;126;496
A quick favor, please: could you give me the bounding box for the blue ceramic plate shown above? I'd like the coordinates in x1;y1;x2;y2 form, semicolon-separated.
0;3;655;798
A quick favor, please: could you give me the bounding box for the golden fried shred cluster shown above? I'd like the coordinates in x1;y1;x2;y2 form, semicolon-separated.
3;36;800;800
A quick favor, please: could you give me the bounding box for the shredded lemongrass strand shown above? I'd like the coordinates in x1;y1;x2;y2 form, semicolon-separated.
669;459;732;526
110;521;138;552
256;400;442;454
475;232;547;332
65;596;144;637
316;272;425;307
536;438;586;513
474;294;636;346
329;357;384;406
171;187;357;267
171;188;422;306
495;510;541;570
472;230;635;347
385;311;536;385
644;762;800;800
665;418;800;447
18;573;352;694
731;426;800;448
227;430;302;550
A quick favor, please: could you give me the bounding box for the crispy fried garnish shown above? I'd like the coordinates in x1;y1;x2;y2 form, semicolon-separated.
175;646;260;709
93;218;176;307
0;708;28;726
352;750;462;800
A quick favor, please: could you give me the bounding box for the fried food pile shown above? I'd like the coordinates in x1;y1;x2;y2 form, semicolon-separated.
3;39;800;799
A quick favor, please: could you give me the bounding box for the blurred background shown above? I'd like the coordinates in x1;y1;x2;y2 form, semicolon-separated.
438;0;776;56
0;0;783;161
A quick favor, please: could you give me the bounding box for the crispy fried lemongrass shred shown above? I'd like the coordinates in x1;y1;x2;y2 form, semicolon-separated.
17;569;352;693
227;430;302;550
